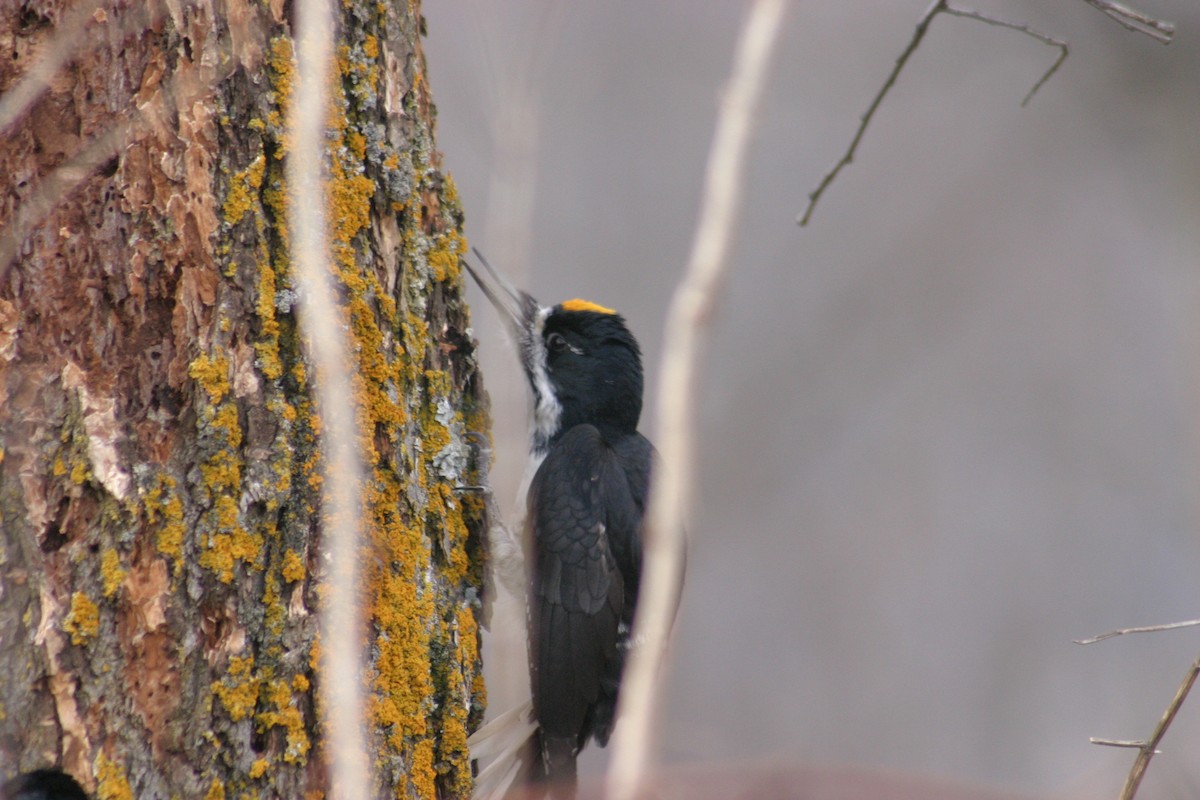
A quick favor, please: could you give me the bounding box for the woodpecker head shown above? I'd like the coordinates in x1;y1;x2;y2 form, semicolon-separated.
465;251;644;453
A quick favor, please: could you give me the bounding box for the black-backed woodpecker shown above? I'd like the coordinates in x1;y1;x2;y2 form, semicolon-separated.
466;254;655;799
1;769;89;800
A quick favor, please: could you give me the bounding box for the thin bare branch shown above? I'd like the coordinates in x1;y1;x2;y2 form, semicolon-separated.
1107;654;1200;800
0;123;126;285
0;1;98;137
0;3;168;137
1075;618;1200;645
605;1;787;798
289;1;372;797
0;4;170;286
1090;738;1161;753
798;0;945;227
941;6;1068;107
798;0;1072;226
1082;0;1175;44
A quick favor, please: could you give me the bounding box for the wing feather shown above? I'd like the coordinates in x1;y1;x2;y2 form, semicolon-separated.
527;424;643;744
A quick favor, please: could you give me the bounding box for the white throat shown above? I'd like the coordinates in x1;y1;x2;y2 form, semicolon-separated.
527;305;561;452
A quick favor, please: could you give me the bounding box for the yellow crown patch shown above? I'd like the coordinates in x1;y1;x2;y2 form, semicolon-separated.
560;298;617;315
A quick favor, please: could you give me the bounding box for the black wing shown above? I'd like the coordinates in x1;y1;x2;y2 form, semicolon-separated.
527;424;651;751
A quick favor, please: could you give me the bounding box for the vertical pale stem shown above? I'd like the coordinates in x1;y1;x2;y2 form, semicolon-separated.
288;2;372;797
606;1;787;798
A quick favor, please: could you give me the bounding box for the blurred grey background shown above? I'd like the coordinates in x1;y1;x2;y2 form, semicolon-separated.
423;2;1200;797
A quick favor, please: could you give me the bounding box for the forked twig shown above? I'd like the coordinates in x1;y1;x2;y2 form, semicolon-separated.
797;0;943;227
1103;654;1200;800
1079;619;1200;798
798;0;1176;226
798;1;1065;226
941;6;1068;107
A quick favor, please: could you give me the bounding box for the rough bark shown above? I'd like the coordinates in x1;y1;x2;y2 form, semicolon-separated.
0;2;487;798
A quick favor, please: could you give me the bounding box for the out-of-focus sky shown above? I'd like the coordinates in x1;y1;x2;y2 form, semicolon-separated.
423;3;1200;797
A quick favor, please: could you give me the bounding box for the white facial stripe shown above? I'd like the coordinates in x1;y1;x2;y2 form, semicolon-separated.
529;305;561;451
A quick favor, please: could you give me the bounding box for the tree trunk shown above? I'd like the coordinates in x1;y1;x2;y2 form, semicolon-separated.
0;2;487;798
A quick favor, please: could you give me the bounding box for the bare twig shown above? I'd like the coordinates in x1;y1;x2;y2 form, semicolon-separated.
797;0;943;227
1082;0;1175;44
1075;618;1200;645
0;4;169;286
0;124;127;284
289;1;372;798
798;0;1071;226
941;6;1068;107
1097;654;1200;800
605;1;787;798
0;0;101;137
1090;738;1161;753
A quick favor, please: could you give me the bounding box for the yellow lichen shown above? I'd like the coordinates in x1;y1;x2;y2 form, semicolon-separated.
199;525;263;584
146;474;186;576
281;549;306;583
249;759;269;779
427;230;466;283
410;738;436;799
63;592;99;646
212;655;260;722
263;569;285;638
203;779;226;800
223;152;267;226
255;260;283;381
212;404;243;448
259;678;310;764
100;548;125;598
94;752;134;800
190;353;231;404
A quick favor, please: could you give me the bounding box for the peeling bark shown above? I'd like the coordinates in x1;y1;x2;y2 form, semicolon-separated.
0;2;487;798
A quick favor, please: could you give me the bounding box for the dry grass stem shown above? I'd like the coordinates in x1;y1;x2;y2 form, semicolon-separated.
288;1;372;797
605;0;787;798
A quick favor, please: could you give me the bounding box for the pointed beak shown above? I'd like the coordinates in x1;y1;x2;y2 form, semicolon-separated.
464;248;540;338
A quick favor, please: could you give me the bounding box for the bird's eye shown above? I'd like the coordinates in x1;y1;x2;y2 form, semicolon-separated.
547;332;568;352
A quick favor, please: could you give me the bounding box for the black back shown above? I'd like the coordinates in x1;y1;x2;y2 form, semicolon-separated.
527;423;653;792
2;770;89;800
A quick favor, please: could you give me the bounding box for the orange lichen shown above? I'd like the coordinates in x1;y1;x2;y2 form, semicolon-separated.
427;230;466;283
94;752;134;800
199;524;263;584
212;655;260;722
100;548;125;598
281;549;306;583
63;591;99;646
223;152;266;227
189;353;231;404
145;474;186;576
259;677;311;764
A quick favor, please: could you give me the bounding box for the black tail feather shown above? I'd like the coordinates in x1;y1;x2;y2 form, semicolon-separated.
538;732;578;799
